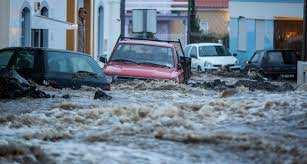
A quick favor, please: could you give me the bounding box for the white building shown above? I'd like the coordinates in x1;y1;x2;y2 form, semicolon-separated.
0;0;121;58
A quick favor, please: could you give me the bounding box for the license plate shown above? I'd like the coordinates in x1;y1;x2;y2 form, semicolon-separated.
281;74;294;78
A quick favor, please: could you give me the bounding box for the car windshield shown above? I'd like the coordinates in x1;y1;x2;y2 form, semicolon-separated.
267;51;297;65
0;50;14;69
110;44;174;68
199;45;231;57
47;51;103;76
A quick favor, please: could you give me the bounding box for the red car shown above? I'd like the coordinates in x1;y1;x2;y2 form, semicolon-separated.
103;37;191;83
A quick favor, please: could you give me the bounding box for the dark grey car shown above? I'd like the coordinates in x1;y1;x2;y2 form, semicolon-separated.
0;47;110;90
245;49;298;79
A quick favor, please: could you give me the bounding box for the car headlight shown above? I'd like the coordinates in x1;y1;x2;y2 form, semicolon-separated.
235;60;239;65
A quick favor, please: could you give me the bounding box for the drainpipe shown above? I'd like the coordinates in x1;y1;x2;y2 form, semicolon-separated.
303;0;307;60
120;0;126;37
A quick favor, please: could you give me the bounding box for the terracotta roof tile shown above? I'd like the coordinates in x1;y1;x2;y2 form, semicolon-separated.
173;0;229;9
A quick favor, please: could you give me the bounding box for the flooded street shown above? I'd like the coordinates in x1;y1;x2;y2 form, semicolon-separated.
0;73;306;164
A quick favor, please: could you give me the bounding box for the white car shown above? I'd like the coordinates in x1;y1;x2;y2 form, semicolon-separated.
184;43;240;72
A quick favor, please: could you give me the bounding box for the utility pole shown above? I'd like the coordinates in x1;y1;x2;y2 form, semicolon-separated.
120;0;126;37
303;0;307;60
187;0;191;44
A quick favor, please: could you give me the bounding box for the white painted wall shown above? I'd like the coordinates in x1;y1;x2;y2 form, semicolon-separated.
0;0;68;49
0;0;10;49
93;0;121;59
229;1;303;20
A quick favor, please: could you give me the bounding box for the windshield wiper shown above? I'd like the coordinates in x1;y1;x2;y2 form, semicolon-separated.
137;62;171;68
110;59;138;64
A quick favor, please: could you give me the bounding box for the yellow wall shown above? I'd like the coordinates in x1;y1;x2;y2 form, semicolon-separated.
197;10;229;37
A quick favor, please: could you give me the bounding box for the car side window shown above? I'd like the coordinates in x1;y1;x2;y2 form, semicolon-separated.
70;55;95;73
14;50;34;70
267;52;284;65
190;46;197;58
47;52;73;73
0;50;14;69
251;52;261;63
47;51;102;75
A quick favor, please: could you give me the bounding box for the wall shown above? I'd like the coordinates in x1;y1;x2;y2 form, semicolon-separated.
93;0;121;59
230;0;303;20
229;0;303;67
0;0;10;49
0;0;67;49
229;18;274;65
197;10;229;37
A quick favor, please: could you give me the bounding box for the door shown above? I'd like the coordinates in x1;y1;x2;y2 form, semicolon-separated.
98;6;104;57
31;29;48;48
189;46;198;69
274;20;303;52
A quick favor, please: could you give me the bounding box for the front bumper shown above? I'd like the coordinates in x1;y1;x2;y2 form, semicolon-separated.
204;65;241;71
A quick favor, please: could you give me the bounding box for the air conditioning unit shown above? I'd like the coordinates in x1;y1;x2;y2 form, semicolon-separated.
34;2;41;13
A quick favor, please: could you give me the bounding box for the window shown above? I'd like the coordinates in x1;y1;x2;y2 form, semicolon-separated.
267;52;284;65
256;20;265;50
31;29;48;48
0;50;14;69
40;7;48;17
21;7;31;47
14;51;34;70
199;46;231;57
251;51;263;63
184;46;191;56
98;6;104;56
111;44;174;68
200;20;209;33
266;51;297;65
190;47;197;58
47;51;102;75
238;18;247;51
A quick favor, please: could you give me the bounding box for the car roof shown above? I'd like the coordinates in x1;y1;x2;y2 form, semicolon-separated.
119;39;174;48
186;43;223;47
0;47;90;56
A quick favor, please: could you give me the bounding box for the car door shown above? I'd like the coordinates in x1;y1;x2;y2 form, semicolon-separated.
189;46;198;69
184;46;192;57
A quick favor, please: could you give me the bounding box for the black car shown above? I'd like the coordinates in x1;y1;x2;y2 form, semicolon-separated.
0;47;110;90
245;49;298;79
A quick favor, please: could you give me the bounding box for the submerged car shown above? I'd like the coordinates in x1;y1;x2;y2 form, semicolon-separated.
184;43;240;72
245;49;299;79
0;47;110;90
103;37;191;83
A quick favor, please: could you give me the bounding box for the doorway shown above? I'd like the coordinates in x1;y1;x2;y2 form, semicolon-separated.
274;20;303;52
98;6;104;56
31;29;48;48
21;7;31;47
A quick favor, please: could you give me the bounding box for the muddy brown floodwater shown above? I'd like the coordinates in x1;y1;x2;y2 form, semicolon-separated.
0;73;306;164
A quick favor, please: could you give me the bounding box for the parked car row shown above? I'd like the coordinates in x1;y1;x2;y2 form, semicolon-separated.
0;39;299;91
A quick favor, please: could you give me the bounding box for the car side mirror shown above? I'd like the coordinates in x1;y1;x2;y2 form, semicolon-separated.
246;61;251;65
99;56;107;63
233;53;238;57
